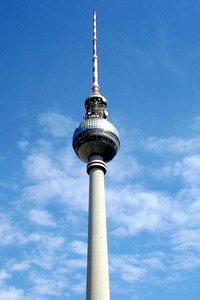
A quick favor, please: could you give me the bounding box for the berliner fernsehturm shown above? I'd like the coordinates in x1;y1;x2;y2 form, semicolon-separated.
72;11;120;300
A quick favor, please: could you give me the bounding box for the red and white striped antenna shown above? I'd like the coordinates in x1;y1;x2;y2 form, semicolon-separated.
92;11;100;93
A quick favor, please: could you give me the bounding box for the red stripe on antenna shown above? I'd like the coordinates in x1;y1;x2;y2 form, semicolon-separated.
92;11;99;93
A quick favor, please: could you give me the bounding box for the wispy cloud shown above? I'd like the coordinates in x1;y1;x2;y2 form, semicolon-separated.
146;136;200;155
38;112;77;138
191;115;200;132
0;287;26;300
69;240;87;256
28;209;56;227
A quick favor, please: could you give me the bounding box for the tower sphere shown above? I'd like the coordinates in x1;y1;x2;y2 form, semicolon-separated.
72;115;120;163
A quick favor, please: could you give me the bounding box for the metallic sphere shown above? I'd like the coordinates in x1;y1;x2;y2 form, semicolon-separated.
72;117;120;163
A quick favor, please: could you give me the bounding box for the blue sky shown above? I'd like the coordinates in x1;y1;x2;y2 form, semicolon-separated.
1;0;200;299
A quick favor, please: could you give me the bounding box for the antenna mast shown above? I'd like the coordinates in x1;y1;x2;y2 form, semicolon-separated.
92;11;99;93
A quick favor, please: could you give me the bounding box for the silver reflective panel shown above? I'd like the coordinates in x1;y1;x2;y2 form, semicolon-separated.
75;118;119;137
72;118;120;163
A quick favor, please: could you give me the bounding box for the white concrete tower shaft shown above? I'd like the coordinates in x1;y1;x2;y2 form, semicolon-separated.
86;155;110;300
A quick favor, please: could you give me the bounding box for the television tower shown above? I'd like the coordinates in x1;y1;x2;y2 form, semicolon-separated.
72;12;120;300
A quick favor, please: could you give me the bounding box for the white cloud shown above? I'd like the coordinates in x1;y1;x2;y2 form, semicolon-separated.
171;252;200;271
107;185;172;236
0;287;25;300
108;153;141;182
142;255;166;271
0;214;19;245
38;112;76;138
22;170;88;211
0;270;10;283
17;140;29;151
146;136;200;155
71;280;85;294
23;153;63;181
110;255;146;282
31;274;65;296
12;262;30;272
66;258;86;270
26;233;65;251
45;236;65;250
191;116;200;132
176;154;200;186
28;209;56;226
69;240;87;255
172;229;200;252
21;141;88;211
0;271;27;299
27;233;41;243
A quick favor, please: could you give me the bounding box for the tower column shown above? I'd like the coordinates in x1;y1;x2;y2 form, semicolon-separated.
86;155;110;300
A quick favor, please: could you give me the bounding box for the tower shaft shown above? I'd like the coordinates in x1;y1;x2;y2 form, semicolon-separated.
86;155;110;300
